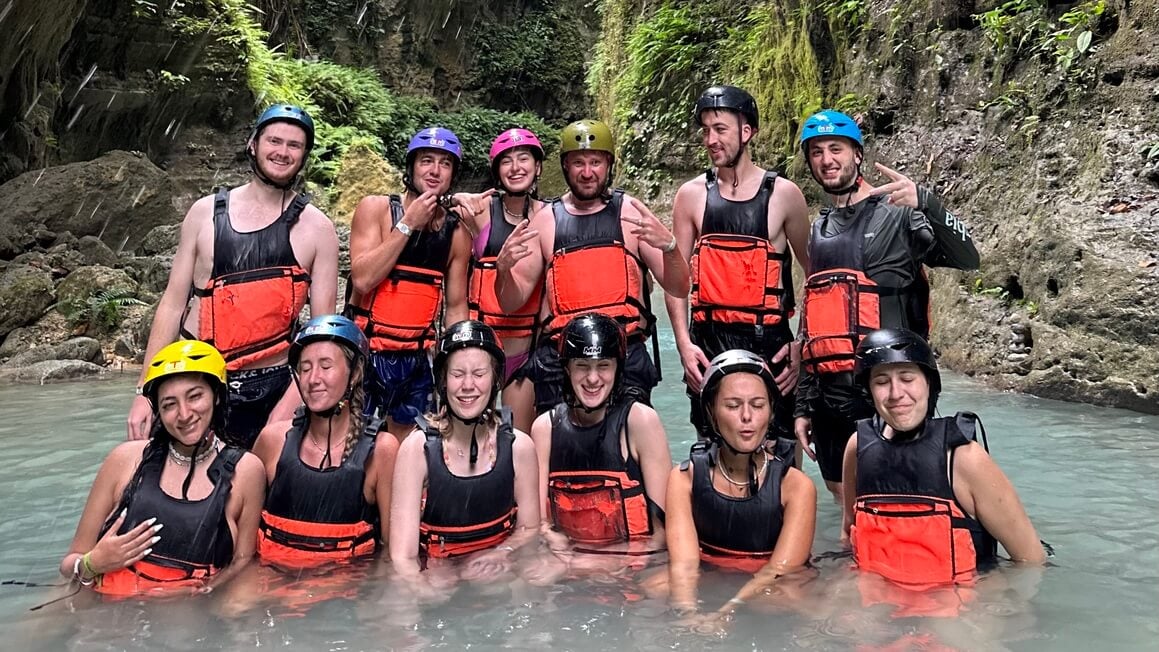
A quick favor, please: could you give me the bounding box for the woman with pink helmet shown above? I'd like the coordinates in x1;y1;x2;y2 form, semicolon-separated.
464;128;546;432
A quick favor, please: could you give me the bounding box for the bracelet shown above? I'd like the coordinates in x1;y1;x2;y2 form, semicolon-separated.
72;556;95;586
81;552;99;579
662;237;678;254
727;597;745;606
498;545;516;553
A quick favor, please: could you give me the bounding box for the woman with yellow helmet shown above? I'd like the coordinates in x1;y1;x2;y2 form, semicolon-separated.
59;341;266;596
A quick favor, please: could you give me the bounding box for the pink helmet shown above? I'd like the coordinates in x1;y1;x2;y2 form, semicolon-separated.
489;128;545;164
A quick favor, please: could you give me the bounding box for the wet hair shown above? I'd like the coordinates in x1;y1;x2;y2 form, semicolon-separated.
338;346;367;464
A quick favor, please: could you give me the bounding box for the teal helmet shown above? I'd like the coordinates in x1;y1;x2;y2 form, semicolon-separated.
799;110;863;152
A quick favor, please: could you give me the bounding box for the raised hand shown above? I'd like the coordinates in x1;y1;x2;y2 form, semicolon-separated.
867;162;919;209
451;188;497;220
403;192;441;231
624;197;677;252
495;218;539;275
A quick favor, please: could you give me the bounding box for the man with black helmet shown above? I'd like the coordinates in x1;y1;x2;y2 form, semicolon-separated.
795;110;980;501
495;120;690;414
127;105;340;448
841;328;1044;590
529;313;671;554
665;85;811;444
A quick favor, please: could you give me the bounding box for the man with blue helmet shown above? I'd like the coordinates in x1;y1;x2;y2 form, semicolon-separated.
127;104;341;448
794;110;980;502
347;127;473;441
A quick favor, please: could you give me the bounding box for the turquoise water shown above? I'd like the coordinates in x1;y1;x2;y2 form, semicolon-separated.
1;308;1157;650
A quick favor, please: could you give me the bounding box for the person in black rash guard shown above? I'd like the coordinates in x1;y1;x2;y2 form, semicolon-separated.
666;349;816;626
61;341;265;597
665;85;812;444
390;320;540;596
529;313;672;559
794;110;980;502
126;105;340;448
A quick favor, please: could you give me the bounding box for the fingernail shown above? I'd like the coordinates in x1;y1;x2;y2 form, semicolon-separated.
151;536;161;545
153;523;164;533
142;548;153;557
120;508;128;519
146;517;157;526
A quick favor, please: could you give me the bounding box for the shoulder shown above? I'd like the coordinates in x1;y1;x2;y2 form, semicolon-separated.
531;411;554;435
353;195;395;219
781;466;816;503
676;175;708;199
669;461;693;489
628;401;661;424
102;440;149;475
298;203;336;231
770;175;806;202
511;430;537;458
373;430;401;458
232;451;268;489
397;428;429;458
951;440;996;477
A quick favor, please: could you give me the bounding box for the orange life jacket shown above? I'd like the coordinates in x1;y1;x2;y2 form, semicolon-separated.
420;508;517;559
800;268;884;374
542;242;650;339
469;259;541;340
690;234;789;328
699;549;771;574
348;265;444;352
96;557;217;597
258;513;378;568
851;414;996;589
548;471;652;546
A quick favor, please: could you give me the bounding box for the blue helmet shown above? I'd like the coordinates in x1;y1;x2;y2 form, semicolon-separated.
799;110;863;152
404;127;463;193
254;104;315;151
289;315;369;368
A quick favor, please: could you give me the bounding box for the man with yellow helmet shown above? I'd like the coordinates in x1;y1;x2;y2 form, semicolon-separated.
62;341;265;596
494;119;691;413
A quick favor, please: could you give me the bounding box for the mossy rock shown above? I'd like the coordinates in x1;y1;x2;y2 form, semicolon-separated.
330;142;404;225
0;265;55;338
55;266;140;329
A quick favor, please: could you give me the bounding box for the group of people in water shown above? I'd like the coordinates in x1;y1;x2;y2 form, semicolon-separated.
59;85;1047;621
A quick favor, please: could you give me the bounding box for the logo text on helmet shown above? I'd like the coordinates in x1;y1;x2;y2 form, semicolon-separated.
452;331;473;342
817;125;836;133
583;345;602;357
430;138;446;147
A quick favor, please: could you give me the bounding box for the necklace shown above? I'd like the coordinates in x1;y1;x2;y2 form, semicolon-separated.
442;432;498;469
502;202;523;222
717;450;770;491
168;436;219;466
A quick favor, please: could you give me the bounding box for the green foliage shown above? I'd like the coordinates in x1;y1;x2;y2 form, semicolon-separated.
818;0;867;28
974;0;1106;81
472;1;588;117
976;0;1044;56
57;290;146;334
1142;141;1159;162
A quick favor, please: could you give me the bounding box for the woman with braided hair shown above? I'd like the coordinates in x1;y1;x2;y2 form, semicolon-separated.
60;341;265;596
252;315;399;568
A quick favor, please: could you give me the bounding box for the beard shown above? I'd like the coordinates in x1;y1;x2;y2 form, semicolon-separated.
820;162;860;193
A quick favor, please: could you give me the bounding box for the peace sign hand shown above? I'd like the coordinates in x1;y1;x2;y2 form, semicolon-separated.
867;162;919;209
623;197;677;252
495;218;539;275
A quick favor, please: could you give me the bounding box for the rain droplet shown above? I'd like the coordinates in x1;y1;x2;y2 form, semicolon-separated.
164;119;178;136
133;186;148;207
71;65;98;103
33;169;46;186
442;9;452;29
105;92;118;110
0;1;13;25
22;90;43;120
355;3;367;25
65;105;86;131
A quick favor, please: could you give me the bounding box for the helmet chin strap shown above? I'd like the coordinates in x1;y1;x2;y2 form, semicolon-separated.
248;146;302;191
721;116;751;189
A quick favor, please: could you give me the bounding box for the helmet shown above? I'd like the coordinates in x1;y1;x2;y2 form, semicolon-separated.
434;320;505;418
699;349;779;425
489;128;545;165
404;127;463;192
693;85;759;130
142;340;227;403
434;320;505;379
559;120;615;156
289;315;369;369
799;109;863;152
854;328;941;408
253;104;315;152
559;313;626;407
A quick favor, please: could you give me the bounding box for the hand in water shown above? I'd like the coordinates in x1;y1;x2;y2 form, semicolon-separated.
770;341;801;396
88;510;162;574
460;548;512;583
127;394;154;440
794;417;817;462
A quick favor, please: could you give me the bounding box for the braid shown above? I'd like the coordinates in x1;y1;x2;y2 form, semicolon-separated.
341;354;366;464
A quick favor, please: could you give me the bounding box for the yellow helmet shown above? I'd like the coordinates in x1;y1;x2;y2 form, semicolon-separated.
559;119;615;156
142;340;227;400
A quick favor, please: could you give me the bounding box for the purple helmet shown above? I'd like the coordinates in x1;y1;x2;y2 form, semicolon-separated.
404;127;462;193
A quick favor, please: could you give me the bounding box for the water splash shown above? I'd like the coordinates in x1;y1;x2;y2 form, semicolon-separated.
70;65;99;103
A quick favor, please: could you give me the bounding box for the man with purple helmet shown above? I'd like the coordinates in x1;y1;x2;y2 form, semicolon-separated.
347;127;473;442
793;110;980;502
462;128;547;433
126;104;340;449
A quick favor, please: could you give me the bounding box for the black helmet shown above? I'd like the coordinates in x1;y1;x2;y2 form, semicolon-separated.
435;320;505;418
693;85;759;130
854;328;941;411
559;313;626;408
700;349;779;437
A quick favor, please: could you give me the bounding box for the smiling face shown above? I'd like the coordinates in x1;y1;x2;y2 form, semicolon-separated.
806;136;861;192
295;341;353;413
443;347;496;420
567;357;617;410
563;150;611;201
413;149;456;195
497;147;541;194
868;362;930;433
251;121;308;184
710;372;772;453
156;374;216;447
699;110;752;167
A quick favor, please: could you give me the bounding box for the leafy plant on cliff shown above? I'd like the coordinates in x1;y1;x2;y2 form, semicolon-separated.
56;290;146;334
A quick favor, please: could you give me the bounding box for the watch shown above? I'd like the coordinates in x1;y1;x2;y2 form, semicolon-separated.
396;221;414;237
